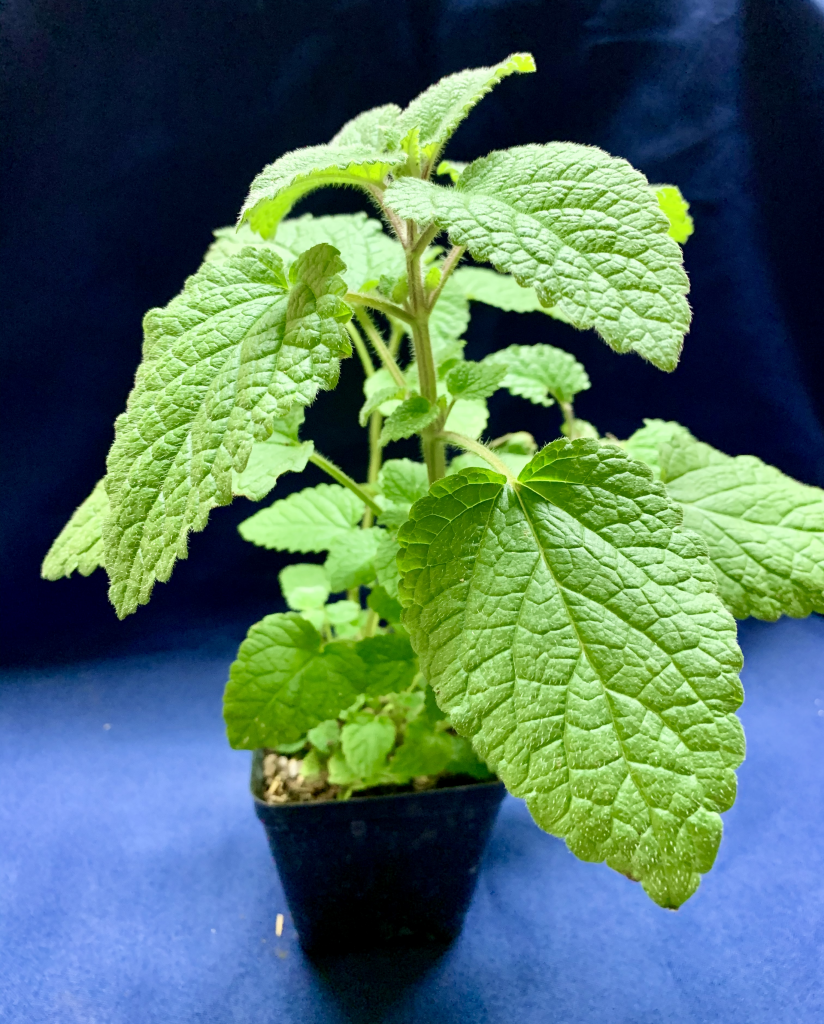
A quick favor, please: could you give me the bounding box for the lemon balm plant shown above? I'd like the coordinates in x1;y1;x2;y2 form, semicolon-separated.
43;54;824;914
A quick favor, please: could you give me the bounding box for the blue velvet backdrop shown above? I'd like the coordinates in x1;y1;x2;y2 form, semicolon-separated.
2;0;824;664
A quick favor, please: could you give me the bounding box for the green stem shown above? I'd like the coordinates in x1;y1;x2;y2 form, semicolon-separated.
438;431;518;484
559;400;576;437
354;309;407;390
346;292;416;326
346;321;375;377
388;321;404;359
427;244;465;310
407;244;444;483
309;452;383;516
361;410;383;529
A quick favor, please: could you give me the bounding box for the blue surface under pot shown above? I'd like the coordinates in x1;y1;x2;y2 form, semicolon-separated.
251;750;507;952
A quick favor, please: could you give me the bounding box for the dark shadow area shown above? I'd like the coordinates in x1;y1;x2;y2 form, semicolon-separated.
308;944;449;1024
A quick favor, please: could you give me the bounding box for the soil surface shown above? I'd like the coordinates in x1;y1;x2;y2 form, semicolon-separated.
258;751;490;805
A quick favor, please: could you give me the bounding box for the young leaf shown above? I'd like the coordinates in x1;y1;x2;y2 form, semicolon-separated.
307;718;340;753
374;531;402;598
324;528;381;591
341;717;397;778
232;407;313;502
628;420;824;620
355;633;418;696
654;185;694;244
396;52;535;165
623;418;691;476
279;563;331;611
359;385;404;427
436;159;468;183
239;144;402;239
332;103;404;148
446;361;507;401
561;418;599;440
385;144;691;371
376;459;430;506
42;479;108;580
239;483;364;552
389;718;454;780
451;265;551;315
380;396;439;445
448;450;532;477
104;244;352;618
223;613;364;748
443;398;489;440
397;443;745;908
484;343;590;407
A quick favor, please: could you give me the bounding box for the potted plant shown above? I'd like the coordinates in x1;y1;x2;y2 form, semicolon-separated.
43;53;824;951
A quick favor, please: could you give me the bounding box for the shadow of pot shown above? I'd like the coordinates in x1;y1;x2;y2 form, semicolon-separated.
251;749;506;953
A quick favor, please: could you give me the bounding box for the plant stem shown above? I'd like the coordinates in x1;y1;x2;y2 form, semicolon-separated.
308;452;383;516
354;308;407;390
559;400;576;437
438;431;518;483
406;243;444;483
361;410;383;529
346;321;375;377
346;292;415;326
388;321;404;358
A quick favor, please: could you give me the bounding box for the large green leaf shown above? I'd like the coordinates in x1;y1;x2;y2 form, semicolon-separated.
397;441;744;908
223;613;365;748
232;407;313;502
385;144;691;371
42;479;108;580
239;483;364;552
396;52;535;166
239;145;401;239
627;420;824;620
104;244;352;618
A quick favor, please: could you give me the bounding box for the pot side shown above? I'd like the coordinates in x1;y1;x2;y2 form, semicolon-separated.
251;750;506;952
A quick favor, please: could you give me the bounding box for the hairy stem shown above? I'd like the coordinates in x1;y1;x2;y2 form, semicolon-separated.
559;400;577;437
406;239;445;483
388;321;404;359
354;309;407;390
427;244;465;310
346;292;415;326
438;431;518;484
361;410;383;529
308;452;383;516
346;321;375;377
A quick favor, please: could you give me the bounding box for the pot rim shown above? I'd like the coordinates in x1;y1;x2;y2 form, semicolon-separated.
251;775;505;812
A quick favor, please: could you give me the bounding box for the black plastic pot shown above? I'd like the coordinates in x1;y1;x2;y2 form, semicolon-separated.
251;751;506;952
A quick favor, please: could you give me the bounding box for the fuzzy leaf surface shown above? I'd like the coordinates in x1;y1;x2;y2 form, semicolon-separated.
386;144;691;370
239;483;363;552
446;360;507;401
484;343;590;407
42;479;108;580
396;52;535;163
628;420;824;620
397;441;744;907
380;396;439;444
104;246;352;617
223;613;364;748
377;459;430;506
239;145;401;239
232;407;313;501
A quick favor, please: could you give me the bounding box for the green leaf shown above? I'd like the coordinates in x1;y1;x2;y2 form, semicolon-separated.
390;718;454;781
324;528;381;591
436;159;468;183
355;633;418;696
426;275;471;364
279;563;330;611
359;385;404;427
363;367;405;418
561;418;600;440
444;398;489;440
300;748;323;778
325;599;363;628
104;244;352;618
376;459;430;505
239;483;364;552
367;584;404;624
623;418;690;476
654;185;694;244
448;450;532;478
446;361;507;401
328;751;358;786
397;442;745;908
484;343;590;407
374;531;402;598
444;734;494;780
42;479;108;580
239;144;402;239
628;420;824;620
307;718;340;753
341;717;397;778
223;613;364;748
380;395;439;445
396;52;535;165
385;144;691;371
451;265;552;315
232;407;313;502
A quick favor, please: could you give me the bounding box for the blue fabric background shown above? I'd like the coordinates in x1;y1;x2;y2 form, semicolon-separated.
1;616;823;1022
3;0;824;663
